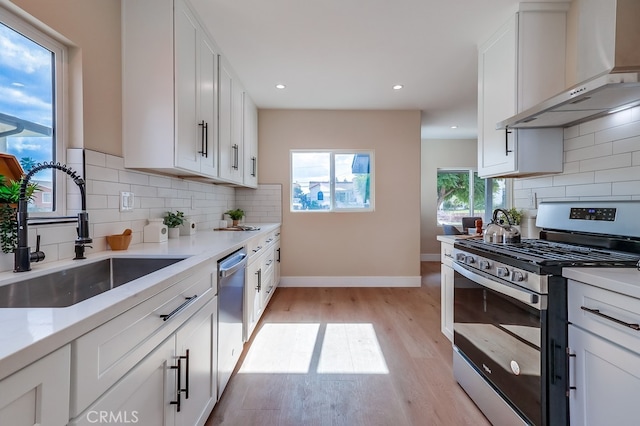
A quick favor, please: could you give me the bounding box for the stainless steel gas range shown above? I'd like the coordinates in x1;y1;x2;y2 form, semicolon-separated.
452;201;640;426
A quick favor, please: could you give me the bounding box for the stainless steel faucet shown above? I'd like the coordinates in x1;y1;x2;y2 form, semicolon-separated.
14;162;92;272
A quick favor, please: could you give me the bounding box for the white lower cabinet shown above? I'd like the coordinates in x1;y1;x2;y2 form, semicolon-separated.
244;228;281;341
439;241;454;342
0;345;70;426
568;325;640;426
70;337;176;426
568;279;640;425
70;297;217;426
175;297;217;426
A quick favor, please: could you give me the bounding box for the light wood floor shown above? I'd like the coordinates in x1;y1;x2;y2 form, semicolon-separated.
205;262;490;426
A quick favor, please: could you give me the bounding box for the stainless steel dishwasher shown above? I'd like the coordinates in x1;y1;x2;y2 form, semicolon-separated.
217;247;247;397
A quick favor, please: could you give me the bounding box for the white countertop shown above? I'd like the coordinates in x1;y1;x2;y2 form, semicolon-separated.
436;234;483;243
563;267;640;299
0;224;280;380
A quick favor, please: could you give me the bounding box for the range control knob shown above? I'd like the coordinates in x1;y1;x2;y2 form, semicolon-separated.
479;260;491;270
456;253;467;262
465;256;476;264
497;267;510;278
512;271;527;282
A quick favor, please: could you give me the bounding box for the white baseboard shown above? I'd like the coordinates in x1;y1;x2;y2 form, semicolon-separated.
279;276;421;288
421;253;440;262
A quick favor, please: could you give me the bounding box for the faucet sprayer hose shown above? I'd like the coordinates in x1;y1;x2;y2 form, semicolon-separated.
20;162;87;210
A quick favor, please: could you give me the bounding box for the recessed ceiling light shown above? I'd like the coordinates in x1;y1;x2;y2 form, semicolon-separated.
275;84;286;89
392;84;403;90
450;125;458;129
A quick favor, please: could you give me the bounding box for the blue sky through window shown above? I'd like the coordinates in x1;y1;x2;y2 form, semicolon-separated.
0;21;54;168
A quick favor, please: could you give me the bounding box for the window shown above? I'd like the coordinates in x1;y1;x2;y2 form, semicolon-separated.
436;169;507;225
0;7;65;213
291;150;374;212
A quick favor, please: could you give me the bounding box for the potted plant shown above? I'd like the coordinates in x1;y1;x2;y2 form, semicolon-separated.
506;207;524;227
0;176;39;253
225;208;244;227
163;210;185;238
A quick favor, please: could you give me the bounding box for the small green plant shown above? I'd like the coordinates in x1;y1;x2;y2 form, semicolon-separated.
163;210;185;228
225;209;244;221
0;176;39;253
507;207;524;225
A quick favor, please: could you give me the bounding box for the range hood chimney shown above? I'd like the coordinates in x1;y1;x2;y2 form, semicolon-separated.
498;0;640;130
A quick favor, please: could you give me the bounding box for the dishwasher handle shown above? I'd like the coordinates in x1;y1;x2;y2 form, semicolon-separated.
219;252;247;277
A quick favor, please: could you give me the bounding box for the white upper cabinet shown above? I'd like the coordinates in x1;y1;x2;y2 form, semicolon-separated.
218;57;245;184
122;0;257;186
123;0;216;177
243;93;258;188
174;0;218;177
477;3;568;178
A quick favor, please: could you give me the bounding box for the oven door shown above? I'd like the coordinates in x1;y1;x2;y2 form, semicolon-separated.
453;261;545;425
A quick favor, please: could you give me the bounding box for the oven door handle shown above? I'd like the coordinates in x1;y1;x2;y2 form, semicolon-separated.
453;262;545;310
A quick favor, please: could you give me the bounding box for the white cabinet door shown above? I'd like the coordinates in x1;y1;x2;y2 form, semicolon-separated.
174;0;218;177
175;298;217;426
0;345;70;426
244;256;263;341
440;264;454;343
70;337;176;426
243;93;258;188
123;0;220;180
273;237;281;288
478;15;518;177
174;0;200;174
569;325;640;426
477;5;566;178
218;57;244;184
440;241;454;342
198;36;219;176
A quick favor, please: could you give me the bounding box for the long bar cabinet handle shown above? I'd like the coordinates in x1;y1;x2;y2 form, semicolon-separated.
160;296;198;321
580;306;640;330
505;128;512;155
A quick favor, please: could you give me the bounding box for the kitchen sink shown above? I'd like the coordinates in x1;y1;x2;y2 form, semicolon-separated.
0;257;187;308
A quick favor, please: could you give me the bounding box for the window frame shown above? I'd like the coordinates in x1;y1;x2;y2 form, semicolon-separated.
0;5;67;217
436;167;511;225
290;149;375;213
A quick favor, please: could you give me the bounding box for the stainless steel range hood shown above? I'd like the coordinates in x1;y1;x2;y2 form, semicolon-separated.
498;0;640;130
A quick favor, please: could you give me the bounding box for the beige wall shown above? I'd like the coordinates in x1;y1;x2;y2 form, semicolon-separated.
421;139;477;258
259;110;421;279
6;0;122;156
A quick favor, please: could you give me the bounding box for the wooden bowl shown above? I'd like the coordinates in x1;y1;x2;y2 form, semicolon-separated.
106;234;132;250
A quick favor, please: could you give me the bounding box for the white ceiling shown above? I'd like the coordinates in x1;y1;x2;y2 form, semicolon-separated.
189;0;567;140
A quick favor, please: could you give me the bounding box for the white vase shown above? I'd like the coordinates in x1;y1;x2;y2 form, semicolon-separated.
168;227;180;239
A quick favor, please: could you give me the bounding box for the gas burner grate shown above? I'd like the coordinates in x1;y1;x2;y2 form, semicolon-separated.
455;239;640;267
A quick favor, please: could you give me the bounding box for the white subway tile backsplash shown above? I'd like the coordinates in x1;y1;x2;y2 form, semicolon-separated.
580;153;631;172
86;164;119;182
564;125;580;139
564;143;612;163
594;120;640;145
0;150;281;272
579;109;634;136
612;135;640;154
613;180;640;196
119;170;150;185
594;166;640;183
84;150;107;167
516;108;640;207
565;183;612;197
564;133;594;151
552;172;594;186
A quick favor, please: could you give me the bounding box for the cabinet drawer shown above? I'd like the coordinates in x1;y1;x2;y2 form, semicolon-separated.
568;279;640;354
71;265;215;416
441;242;454;267
247;235;266;260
